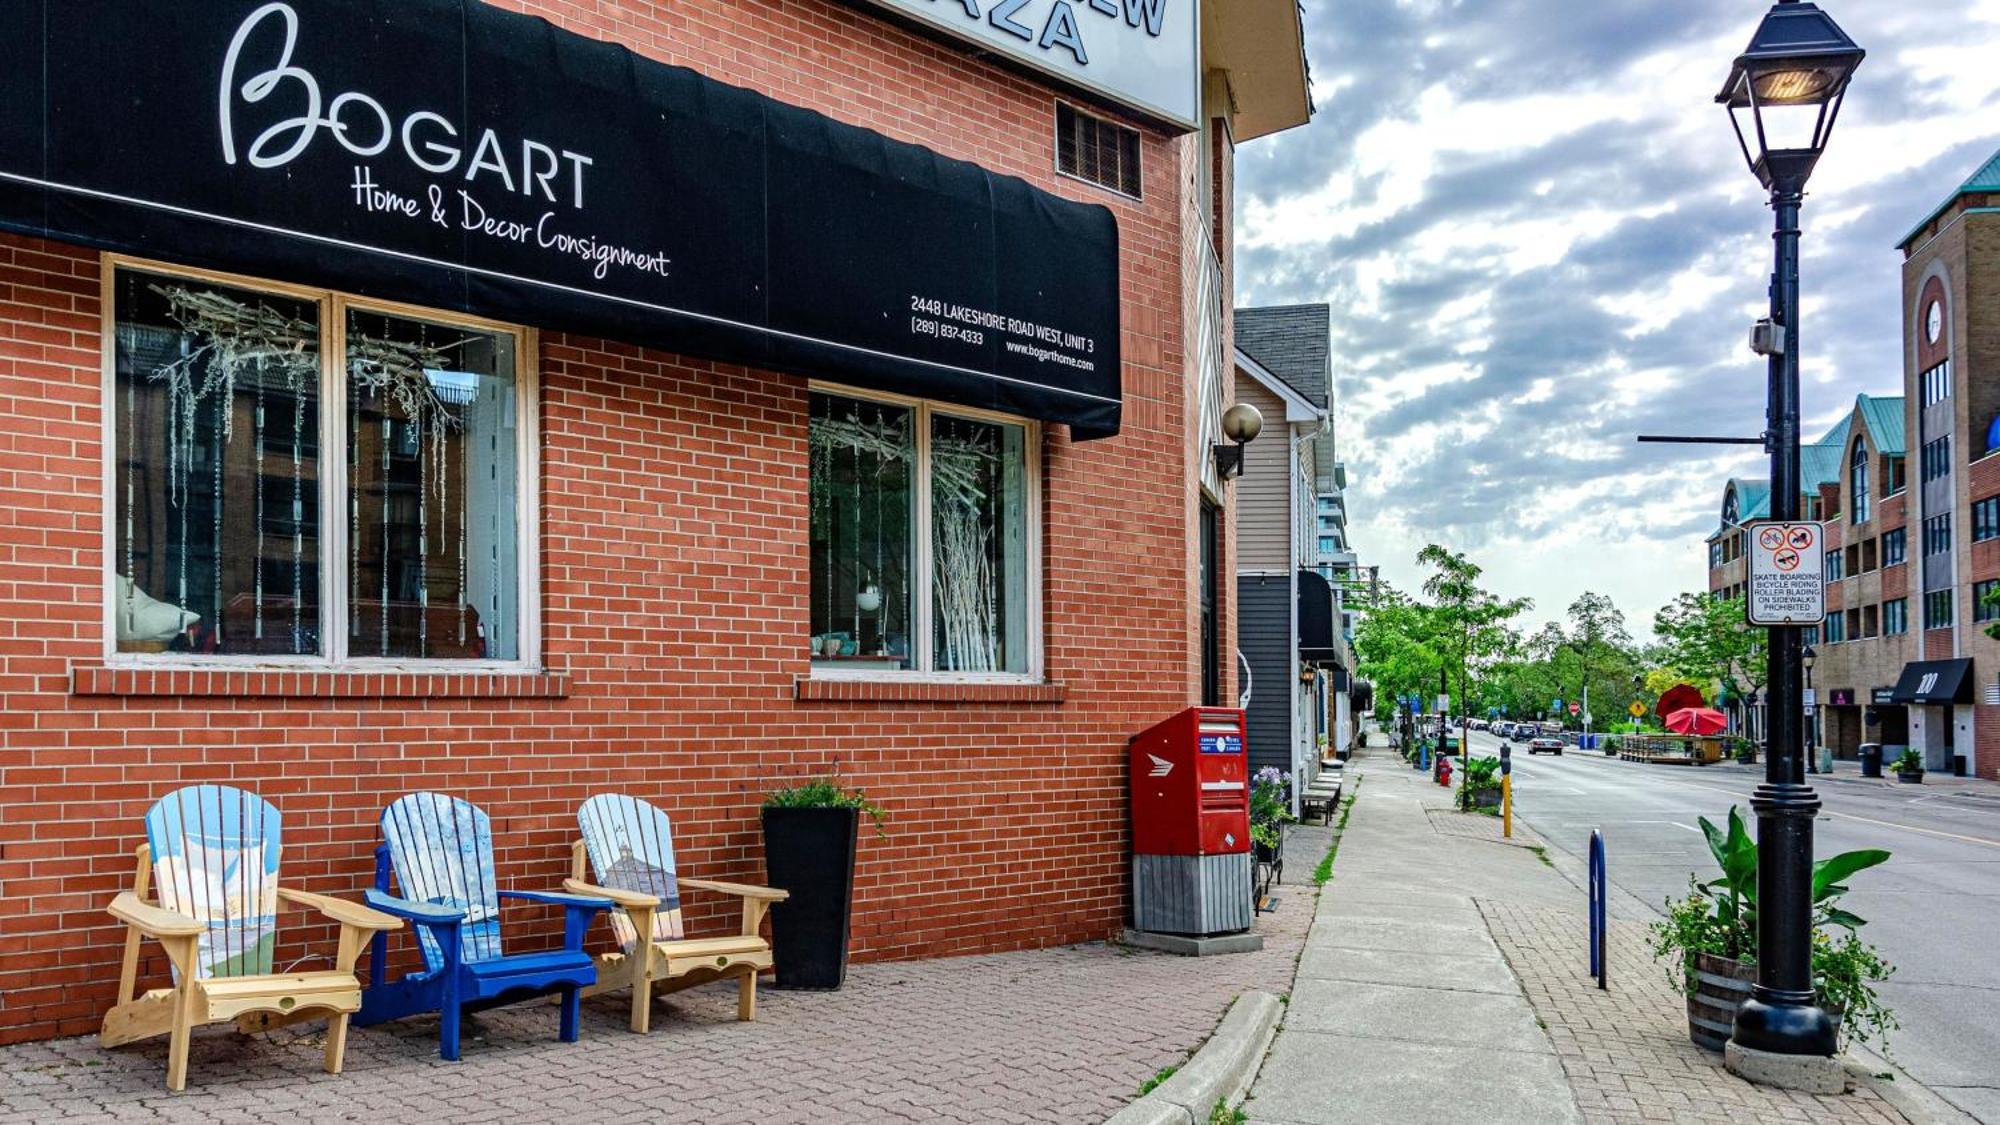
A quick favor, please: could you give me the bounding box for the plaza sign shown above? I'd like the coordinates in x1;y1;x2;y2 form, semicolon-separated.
1746;521;1826;627
845;0;1199;129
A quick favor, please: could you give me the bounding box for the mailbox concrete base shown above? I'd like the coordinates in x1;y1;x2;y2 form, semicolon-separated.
1119;929;1265;957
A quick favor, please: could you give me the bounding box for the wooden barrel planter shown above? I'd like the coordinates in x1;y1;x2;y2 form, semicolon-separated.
1686;952;1755;1050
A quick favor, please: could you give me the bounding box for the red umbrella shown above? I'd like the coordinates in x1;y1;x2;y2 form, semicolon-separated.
1655;683;1705;719
1663;707;1728;736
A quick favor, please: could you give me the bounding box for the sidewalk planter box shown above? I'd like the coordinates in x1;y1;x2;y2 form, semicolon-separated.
762;806;859;991
1687;951;1755;1051
1896;768;1924;785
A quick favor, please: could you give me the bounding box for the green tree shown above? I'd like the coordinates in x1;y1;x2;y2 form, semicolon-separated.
1416;545;1532;727
1353;584;1444;724
1654;592;1763;709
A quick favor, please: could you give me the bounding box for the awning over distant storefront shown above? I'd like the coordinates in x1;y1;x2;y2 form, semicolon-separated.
1889;659;1973;704
0;0;1123;437
1298;570;1340;667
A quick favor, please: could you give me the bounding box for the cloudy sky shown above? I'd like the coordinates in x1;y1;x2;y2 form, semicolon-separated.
1233;0;2000;636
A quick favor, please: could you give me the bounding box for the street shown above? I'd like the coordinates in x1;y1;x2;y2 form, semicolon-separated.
1464;729;2000;1123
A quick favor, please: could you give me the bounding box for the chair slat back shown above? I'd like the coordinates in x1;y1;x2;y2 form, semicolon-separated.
143;785;281;981
381;792;502;968
577;794;683;949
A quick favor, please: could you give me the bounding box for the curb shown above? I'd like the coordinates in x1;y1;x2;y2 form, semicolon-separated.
1103;991;1283;1125
1844;1043;1980;1125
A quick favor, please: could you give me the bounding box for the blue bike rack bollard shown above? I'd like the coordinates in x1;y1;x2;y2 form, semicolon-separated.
1587;830;1607;990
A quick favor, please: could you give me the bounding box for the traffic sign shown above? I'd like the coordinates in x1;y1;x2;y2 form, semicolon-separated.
1629;701;1646;718
1747;520;1825;626
1568;702;1581;716
1552;698;1564;712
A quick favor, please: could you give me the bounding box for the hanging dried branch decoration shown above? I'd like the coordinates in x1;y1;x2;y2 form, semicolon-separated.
346;331;468;509
932;426;1000;672
148;285;319;507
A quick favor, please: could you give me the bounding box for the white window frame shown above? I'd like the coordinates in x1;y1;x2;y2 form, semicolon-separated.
99;254;543;673
807;380;1044;684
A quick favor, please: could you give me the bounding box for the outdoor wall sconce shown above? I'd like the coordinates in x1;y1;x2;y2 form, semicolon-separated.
1299;663;1318;685
1214;403;1265;481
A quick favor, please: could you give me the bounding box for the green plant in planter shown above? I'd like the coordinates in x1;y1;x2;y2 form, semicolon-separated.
1815;929;1898;1051
1892;749;1924;775
762;778;889;836
1732;738;1757;764
1650;806;1896;1050
1455;756;1501;811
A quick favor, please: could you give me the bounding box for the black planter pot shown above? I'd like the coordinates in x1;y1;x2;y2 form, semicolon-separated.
761;806;859;991
1896;769;1924;785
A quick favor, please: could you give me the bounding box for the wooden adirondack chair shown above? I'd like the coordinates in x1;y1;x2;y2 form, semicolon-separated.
356;792;614;1060
565;794;788;1033
100;784;402;1091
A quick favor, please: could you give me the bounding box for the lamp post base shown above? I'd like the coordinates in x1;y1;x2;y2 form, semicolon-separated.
1733;991;1838;1057
1724;1040;1850;1094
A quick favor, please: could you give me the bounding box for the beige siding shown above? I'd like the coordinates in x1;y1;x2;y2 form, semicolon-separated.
1234;376;1291;571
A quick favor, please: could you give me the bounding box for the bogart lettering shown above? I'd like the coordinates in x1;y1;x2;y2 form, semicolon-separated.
220;2;594;208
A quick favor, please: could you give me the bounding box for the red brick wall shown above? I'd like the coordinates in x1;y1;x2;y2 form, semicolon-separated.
0;0;1205;1043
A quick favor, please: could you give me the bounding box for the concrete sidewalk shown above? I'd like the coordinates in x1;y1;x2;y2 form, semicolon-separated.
1242;747;1917;1125
1242;752;1580;1125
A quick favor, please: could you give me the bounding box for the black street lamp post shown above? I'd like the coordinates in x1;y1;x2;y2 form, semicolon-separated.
1803;645;1818;774
1715;0;1864;1063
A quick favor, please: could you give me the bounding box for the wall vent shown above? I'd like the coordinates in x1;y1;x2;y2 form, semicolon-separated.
1056;104;1141;199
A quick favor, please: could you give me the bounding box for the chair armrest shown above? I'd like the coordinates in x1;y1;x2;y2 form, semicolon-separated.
363;888;466;924
499;889;614;911
107;892;204;938
278;887;402;932
561;879;659;910
679;877;790;902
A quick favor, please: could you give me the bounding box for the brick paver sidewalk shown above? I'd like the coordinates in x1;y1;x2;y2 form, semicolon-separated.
0;903;1309;1124
1483;902;1907;1125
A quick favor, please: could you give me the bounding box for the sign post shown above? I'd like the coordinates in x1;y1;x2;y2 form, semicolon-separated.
1746;521;1826;627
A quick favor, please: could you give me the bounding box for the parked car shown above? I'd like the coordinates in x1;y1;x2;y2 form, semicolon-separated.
1495;722;1516;740
1528;735;1564;755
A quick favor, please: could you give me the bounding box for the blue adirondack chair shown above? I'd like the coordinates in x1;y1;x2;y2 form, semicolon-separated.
356;792;613;1060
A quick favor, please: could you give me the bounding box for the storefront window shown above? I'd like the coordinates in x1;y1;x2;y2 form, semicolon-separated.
810;394;915;670
113;271;323;656
346;310;521;661
931;413;1029;674
809;390;1035;676
109;263;534;665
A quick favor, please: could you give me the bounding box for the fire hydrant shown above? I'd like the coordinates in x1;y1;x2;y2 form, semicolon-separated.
1435;756;1452;787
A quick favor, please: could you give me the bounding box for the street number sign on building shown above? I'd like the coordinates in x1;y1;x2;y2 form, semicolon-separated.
1746;521;1826;626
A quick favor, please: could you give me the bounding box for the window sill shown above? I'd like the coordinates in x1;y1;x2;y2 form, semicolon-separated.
795;677;1066;704
71;665;570;699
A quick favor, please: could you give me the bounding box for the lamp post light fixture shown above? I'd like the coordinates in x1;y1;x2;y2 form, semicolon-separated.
1716;0;1864;1073
1214;403;1265;481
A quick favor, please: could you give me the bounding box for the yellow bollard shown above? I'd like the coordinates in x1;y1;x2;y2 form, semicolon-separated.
1502;773;1513;838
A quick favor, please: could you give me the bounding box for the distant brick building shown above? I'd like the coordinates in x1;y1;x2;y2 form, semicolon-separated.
0;0;1314;1043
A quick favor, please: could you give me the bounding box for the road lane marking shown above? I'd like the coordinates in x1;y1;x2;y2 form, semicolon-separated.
1508;758;2000;850
1671;822;1700;833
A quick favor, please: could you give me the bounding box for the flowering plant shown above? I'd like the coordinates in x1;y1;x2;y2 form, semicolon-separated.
1249;768;1294;852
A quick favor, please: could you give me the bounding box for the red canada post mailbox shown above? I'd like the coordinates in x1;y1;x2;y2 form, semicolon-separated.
1128;707;1252;937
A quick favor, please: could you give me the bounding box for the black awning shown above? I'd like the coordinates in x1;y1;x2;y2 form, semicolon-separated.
0;0;1121;437
1889;659;1973;704
1298;570;1340;666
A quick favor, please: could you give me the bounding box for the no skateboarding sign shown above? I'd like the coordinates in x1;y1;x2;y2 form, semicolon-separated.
1747;521;1825;627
